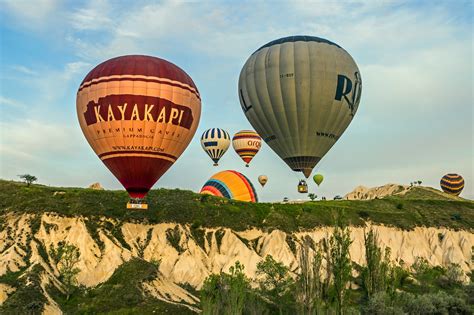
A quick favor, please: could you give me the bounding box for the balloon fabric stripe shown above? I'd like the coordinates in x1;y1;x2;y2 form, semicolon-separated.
78;77;200;99
228;170;258;202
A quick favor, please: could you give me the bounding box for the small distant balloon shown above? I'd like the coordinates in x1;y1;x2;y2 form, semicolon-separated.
440;173;464;196
232;130;262;167
313;174;324;186
201;128;230;166
258;175;268;187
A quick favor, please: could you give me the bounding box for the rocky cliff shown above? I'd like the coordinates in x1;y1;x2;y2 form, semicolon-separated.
1;212;472;314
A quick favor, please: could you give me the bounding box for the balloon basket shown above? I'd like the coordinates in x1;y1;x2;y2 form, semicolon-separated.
127;198;148;210
298;187;308;194
297;180;308;194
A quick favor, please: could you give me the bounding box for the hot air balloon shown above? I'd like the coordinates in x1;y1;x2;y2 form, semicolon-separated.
201;128;230;166
232;130;262;167
258;175;268;187
313;174;324;186
200;170;258;202
76;55;201;208
440;174;464;196
238;35;362;178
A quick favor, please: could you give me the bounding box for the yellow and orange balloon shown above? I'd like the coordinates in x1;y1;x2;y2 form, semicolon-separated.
200;170;258;202
76;55;201;198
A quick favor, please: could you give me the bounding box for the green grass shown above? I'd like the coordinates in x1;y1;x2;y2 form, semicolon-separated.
1;180;473;232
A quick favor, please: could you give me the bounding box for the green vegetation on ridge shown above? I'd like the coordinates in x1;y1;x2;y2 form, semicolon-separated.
0;179;473;231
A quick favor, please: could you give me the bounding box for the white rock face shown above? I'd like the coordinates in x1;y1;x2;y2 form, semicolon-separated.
88;183;104;190
0;213;473;311
344;184;409;200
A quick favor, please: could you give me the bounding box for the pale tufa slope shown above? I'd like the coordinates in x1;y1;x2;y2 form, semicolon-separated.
0;213;472;312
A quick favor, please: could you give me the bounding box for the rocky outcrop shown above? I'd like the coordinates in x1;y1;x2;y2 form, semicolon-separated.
88;183;104;190
345;184;410;200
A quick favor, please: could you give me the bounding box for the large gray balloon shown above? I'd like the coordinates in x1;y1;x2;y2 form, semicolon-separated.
238;35;362;178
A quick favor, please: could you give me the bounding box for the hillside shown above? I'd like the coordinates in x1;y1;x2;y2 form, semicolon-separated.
344;183;466;201
1;180;473;231
0;180;473;314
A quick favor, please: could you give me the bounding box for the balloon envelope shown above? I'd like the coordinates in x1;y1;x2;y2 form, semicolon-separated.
313;174;324;186
76;55;201;198
200;170;258;202
440;174;464;196
201;128;230;166
239;35;362;178
258;175;268;187
232;130;262;167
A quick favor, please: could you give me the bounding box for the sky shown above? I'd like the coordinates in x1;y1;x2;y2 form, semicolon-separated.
0;0;472;202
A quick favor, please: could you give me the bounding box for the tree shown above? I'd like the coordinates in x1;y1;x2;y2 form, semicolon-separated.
295;236;326;314
18;174;37;186
329;217;353;315
308;193;317;201
49;242;81;300
417;180;422;185
256;255;294;314
201;261;250;315
361;229;391;298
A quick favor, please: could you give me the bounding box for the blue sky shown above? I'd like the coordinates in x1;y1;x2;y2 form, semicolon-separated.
0;0;472;201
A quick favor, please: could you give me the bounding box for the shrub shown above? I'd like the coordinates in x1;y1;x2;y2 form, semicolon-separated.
437;232;445;243
358;211;370;220
166;226;184;254
437;263;464;288
363;292;404;315
451;213;462;221
200;194;210;203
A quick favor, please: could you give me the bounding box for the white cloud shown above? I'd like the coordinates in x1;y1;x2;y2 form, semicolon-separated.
362;40;472;114
0;96;24;108
10;65;39;76
1;0;60;27
0;119;79;157
64;61;91;77
69;0;112;31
